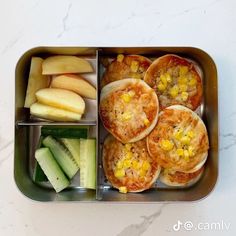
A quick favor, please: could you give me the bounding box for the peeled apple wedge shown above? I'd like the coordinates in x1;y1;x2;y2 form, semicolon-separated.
24;57;50;108
36;88;85;114
42;56;93;75
30;103;82;121
51;74;96;99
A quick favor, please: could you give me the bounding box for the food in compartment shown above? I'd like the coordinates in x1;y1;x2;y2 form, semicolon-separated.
35;148;70;193
51;74;96;99
33;126;96;193
24;57;50;108
102;135;161;193
101;54;152;87
144;54;203;110
23;55;96;122
42;55;93;75
159;166;204;187
80;139;96;189
99;78;159;143
147;105;209;173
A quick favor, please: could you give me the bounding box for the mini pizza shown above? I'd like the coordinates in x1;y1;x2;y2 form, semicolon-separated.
102;135;161;193
99;79;159;143
160;166;204;187
101;54;152;87
147;105;209;173
144;54;203;110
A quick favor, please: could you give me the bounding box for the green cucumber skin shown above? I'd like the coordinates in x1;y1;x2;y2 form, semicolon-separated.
33;162;48;182
60;138;80;167
41;126;88;139
79;139;96;190
35;148;70;193
42;136;79;179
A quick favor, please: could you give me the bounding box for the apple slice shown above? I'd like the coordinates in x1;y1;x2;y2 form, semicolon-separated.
36;88;85;114
24;57;50;108
51;74;96;99
30;103;82;121
42;56;93;75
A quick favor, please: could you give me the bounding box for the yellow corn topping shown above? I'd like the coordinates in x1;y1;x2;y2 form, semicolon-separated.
179;84;188;92
142;161;151;171
125;143;132;151
131;73;142;79
169;85;179;98
174;128;183;140
132;160;141;170
121;93;131;103
183;150;190;161
180;135;191;145
143;118;150;126
178;76;188;84
188;78;197;86
179;66;189;76
160;74;168;85
122;112;132;121
176;148;184;157
181;91;189;101
123;159;132;168
117;54;124;62
160;139;174;151
119;186;127;193
125;151;133;159
139;169;147;177
114;169;125;178
157;82;167;91
116;160;123;169
165;73;172;83
188;146;195;157
187;130;195;138
130;61;139;72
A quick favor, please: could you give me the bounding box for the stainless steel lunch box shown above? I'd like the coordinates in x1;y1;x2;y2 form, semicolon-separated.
14;47;218;202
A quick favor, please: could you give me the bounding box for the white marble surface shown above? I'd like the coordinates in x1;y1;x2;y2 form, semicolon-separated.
0;0;236;235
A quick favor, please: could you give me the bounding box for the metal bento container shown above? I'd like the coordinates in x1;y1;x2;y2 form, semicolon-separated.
14;47;218;202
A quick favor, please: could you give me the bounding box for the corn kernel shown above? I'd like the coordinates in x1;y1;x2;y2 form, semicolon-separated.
144;118;150;126
165;73;172;83
119;186;127;193
179;84;188;92
123;159;132;168
117;54;124;62
114;169;125;178
178;76;188;84
130;73;142;79
116;160;123;169
125;151;133;159
188;78;197;86
130;61;139;72
121;93;131;103
157;82;166;91
176;148;184;157
132;160;141;170
139;169;147;177
181;92;189;101
122;112;132;121
160;74;167;85
184;150;190;158
169;85;179;98
160;139;174;151
179;66;189;76
180;136;191;145
188;146;195;157
187;130;195;138
174;129;183;140
142;161;151;171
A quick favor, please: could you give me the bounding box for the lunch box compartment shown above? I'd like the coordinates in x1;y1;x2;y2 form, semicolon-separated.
14;47;218;202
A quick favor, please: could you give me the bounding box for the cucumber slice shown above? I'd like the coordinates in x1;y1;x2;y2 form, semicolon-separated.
33;162;48;182
35;148;70;193
41;126;88;139
60;138;80;167
79;139;96;189
42;136;79;179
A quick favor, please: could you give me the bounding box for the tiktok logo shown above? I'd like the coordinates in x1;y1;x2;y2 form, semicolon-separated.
173;220;183;231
